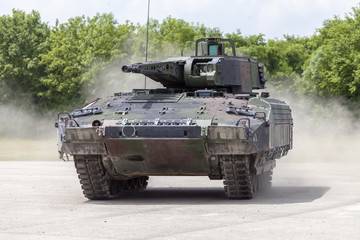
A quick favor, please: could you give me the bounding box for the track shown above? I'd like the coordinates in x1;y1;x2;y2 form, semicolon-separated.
74;155;148;200
220;155;272;199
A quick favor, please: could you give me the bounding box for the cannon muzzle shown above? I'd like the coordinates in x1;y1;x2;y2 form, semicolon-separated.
122;64;142;73
121;65;132;73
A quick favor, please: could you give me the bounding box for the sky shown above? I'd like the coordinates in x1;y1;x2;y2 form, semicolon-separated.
1;0;359;39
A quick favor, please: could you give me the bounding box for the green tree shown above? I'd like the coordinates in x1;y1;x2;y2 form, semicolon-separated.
39;13;134;110
130;16;223;61
0;9;50;108
226;30;266;48
226;30;311;93
303;7;360;102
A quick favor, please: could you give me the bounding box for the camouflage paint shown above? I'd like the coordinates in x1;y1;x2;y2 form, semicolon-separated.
58;94;292;177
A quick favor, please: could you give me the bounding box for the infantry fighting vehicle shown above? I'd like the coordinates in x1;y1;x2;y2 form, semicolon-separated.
56;38;293;199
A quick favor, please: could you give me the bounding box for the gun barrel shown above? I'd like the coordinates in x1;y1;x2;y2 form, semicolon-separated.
121;65;133;73
122;63;143;73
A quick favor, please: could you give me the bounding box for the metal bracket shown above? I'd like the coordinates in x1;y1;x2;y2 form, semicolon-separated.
159;107;168;115
57;112;79;127
197;106;206;114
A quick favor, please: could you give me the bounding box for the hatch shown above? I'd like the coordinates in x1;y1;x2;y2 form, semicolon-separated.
127;93;184;103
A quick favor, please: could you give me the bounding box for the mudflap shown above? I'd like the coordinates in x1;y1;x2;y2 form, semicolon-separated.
103;138;210;176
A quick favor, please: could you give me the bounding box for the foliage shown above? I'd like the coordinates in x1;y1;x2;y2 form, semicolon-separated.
303;7;360;103
39;13;134;111
0;9;50;109
1;7;360;114
128;16;223;61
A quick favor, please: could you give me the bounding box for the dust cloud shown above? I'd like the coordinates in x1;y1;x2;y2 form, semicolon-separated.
0;45;183;161
82;57;163;101
267;84;360;163
0;104;58;161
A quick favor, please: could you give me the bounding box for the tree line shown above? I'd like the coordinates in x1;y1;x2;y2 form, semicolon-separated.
0;8;359;114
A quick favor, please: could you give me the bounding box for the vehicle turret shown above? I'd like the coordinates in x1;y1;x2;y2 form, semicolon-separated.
122;38;267;93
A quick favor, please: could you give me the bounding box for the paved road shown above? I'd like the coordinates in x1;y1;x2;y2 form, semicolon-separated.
0;160;359;240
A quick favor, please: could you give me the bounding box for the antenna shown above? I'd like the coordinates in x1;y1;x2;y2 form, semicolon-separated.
145;0;150;89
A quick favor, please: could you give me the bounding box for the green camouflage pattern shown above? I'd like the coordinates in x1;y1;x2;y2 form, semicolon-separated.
57;93;292;178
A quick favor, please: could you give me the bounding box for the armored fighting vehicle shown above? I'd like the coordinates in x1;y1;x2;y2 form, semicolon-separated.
56;38;293;199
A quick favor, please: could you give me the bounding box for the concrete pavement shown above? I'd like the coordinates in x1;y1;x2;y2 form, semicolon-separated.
0;160;359;239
